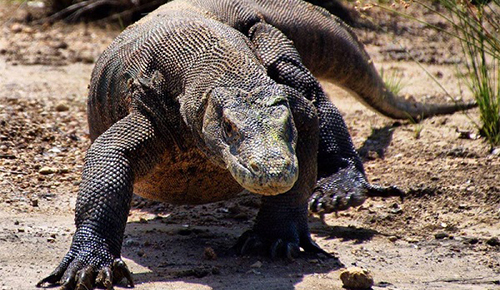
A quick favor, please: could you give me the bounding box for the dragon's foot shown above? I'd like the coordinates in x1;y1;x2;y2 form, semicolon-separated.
234;205;331;260
309;167;404;214
37;235;133;290
37;259;132;290
235;230;329;260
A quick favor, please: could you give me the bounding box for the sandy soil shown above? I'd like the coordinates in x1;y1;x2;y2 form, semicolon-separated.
0;2;499;290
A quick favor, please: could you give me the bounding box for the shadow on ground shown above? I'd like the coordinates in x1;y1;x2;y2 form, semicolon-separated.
358;124;398;161
120;213;346;289
118;125;394;289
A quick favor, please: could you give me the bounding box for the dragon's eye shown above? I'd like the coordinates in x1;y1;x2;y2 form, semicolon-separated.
223;118;238;141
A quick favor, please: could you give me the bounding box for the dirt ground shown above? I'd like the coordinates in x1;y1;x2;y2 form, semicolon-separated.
0;2;499;290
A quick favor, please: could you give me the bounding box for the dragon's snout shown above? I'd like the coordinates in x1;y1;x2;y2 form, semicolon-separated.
229;150;299;196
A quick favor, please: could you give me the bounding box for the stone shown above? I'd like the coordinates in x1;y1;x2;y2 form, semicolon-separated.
340;267;374;289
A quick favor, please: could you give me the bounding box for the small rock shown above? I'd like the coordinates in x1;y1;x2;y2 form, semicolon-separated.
22;26;34;34
390;208;403;214
18;228;25;233
31;198;39;207
388;235;399;242
48;147;62;154
486;237;500;247
203;247;217;260
434;232;449;239
250;261;262;268
10;23;23;33
405;237;420;243
55;102;70;112
124;238;140;247
39;167;57;175
491;148;500;156
464;237;479;245
137;249;145;257
340;267;374;289
458;204;469;210
52;41;68;49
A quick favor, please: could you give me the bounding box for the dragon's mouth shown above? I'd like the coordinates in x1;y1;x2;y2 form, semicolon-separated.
226;154;299;195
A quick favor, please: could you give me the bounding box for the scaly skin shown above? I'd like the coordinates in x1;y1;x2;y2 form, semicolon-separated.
184;0;476;120
248;22;403;214
39;0;470;289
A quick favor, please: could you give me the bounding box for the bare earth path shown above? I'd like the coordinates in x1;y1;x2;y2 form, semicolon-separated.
0;3;499;290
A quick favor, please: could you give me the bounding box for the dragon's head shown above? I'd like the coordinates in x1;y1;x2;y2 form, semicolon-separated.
201;85;299;195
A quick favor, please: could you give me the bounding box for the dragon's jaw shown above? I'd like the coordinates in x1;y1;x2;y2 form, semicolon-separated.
225;148;299;195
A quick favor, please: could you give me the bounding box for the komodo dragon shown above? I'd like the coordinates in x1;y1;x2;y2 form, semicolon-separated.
38;0;475;289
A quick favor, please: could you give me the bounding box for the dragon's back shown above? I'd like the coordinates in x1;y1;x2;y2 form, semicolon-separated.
86;2;247;141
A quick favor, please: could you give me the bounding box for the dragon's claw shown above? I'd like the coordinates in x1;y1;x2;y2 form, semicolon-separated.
37;257;133;290
235;228;330;260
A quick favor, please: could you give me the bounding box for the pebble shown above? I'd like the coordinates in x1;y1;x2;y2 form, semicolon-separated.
464;237;479;245
250;261;262;268
39;167;58;175
10;23;23;33
124;238;140;247
434;232;449;239
52;41;68;50
390;207;403;214
137;249;145;257
340;267;374;289
486;237;500;247
55;102;70;112
203;247;217;260
405;237;420;243
458;203;469;210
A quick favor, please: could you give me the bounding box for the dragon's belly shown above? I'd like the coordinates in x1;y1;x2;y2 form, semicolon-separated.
133;146;243;205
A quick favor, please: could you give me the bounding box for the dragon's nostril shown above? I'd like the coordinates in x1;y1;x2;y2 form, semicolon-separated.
250;162;260;173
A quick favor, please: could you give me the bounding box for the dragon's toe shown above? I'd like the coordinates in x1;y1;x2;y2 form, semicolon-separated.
235;221;331;260
38;258;133;290
37;237;133;290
